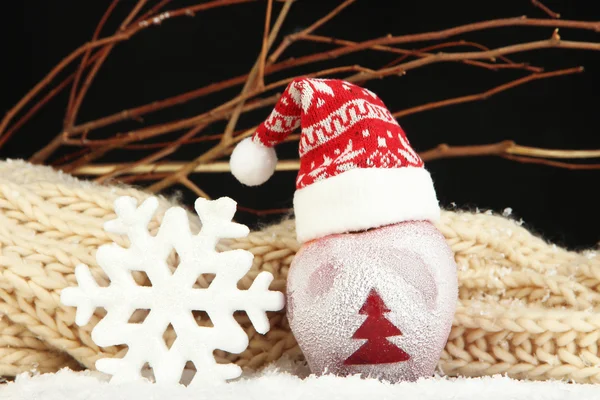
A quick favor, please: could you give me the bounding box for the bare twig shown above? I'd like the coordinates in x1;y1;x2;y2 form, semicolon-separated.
65;0;119;127
302;35;543;73
501;155;600;169
379;39;542;72
129;1;295;194
267;0;356;64
221;0;293;144
421;142;600;170
61;38;599;151
257;0;274;89
95;124;206;183
0;0;259;146
55;17;598;141
531;0;561;19
62;63;367;143
393;67;583;118
345;39;600;82
3;1;598;204
269;17;600;74
146;125;258;193
0;34;122;145
67;0;149;130
236;206;293;216
62;74;249;139
73;142;600;177
180;176;211;199
136;0;174;22
62;92;280;148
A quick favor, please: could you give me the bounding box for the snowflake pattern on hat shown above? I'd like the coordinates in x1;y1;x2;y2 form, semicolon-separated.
253;78;423;189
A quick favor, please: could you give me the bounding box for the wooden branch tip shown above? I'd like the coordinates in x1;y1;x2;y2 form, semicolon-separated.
531;0;561;19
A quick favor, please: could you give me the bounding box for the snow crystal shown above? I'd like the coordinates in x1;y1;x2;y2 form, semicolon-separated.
61;196;284;387
502;208;513;218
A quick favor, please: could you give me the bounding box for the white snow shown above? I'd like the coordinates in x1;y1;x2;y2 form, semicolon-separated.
2;358;600;400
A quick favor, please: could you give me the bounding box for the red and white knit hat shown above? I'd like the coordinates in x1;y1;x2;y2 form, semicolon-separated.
230;77;440;243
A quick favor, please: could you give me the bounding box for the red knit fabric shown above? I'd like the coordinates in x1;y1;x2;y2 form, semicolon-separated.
251;78;424;190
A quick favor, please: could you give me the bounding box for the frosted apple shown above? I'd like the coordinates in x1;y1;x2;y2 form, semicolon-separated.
286;221;457;382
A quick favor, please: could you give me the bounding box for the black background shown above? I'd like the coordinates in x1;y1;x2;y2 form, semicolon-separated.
1;0;598;249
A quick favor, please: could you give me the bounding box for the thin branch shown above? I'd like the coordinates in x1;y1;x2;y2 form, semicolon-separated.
268;0;356;64
63;1;295;178
72;160;294;176
345;39;600;83
95;124;206;183
257;0;274;89
119;130;299;151
145;142;230;193
61;62;368;163
531;0;561;19
67;0;148;130
422;143;600;170
269;17;600;74
379;39;542;72
57;17;598;140
7;75;76;158
63;62;366;141
221;0;293;144
0;0;259;145
145;125;257;193
236;206;293;216
5;1;600;205
131;0;258;30
65;0;119;126
179;177;211;199
0;34;123;143
63;75;250;138
393;67;583;118
135;0;174;23
50;148;90;166
302;35;544;74
7;52;108;161
61;93;280;149
120;0;149;29
501;155;600;169
73;140;600;177
58;37;599;174
506;145;600;159
62;36;600;151
66;46;114;129
123;134;224;150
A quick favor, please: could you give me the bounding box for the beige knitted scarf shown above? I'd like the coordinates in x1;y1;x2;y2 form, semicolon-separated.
0;159;598;383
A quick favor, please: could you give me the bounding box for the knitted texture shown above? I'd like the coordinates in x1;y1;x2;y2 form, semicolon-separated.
252;77;422;189
1;159;599;383
236;77;439;244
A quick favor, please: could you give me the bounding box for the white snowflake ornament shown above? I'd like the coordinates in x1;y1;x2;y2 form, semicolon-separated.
61;195;285;386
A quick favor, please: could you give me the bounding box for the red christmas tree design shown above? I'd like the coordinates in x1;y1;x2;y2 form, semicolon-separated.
344;289;410;365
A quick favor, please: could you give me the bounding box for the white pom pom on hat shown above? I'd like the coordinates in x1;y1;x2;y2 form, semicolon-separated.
229;137;277;186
